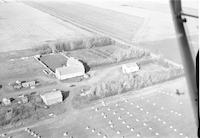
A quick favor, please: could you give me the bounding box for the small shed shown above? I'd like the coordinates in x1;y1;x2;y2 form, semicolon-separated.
40;90;63;106
122;63;140;74
2;98;11;106
21;81;36;88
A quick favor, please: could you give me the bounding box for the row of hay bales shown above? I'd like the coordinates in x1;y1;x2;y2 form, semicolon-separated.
88;58;184;99
33;36;115;55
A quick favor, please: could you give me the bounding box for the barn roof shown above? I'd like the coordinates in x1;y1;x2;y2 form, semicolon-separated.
56;65;84;75
123;62;139;68
41;90;62;100
55;57;85;75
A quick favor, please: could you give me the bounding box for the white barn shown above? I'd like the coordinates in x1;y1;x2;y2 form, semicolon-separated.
55;57;85;80
122;63;140;74
40;90;63;106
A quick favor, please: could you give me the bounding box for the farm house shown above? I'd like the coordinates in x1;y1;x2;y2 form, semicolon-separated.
55;57;85;80
122;63;140;74
40;90;63;106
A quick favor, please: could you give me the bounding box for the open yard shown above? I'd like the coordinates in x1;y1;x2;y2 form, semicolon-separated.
0;57;45;80
0;57;58;98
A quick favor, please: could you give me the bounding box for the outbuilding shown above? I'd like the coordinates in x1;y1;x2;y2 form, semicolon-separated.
21;81;36;88
2;98;11;106
40;90;63;106
122;63;140;74
55;57;85;80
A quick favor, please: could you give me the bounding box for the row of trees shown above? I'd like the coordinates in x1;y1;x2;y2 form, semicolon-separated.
89;61;184;99
112;46;150;62
31;36;114;55
52;36;114;52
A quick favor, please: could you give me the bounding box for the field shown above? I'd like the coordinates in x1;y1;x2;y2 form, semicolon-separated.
39;54;68;72
23;0;199;64
23;1;144;43
5;77;197;138
0;2;93;52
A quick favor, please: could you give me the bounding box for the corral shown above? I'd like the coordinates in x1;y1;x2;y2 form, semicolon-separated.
66;45;150;68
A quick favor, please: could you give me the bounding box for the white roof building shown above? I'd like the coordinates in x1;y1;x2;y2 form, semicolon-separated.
2;98;11;106
40;90;63;106
55;57;85;80
122;63;140;74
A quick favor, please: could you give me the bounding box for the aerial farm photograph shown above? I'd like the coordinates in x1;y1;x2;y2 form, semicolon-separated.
0;0;199;138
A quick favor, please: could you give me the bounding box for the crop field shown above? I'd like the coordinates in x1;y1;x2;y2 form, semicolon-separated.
0;2;93;52
39;54;68;72
23;1;144;43
23;0;199;65
8;77;196;138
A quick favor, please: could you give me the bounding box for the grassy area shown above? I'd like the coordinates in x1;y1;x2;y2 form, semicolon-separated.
71;57;184;108
92;58;184;98
0;57;45;80
66;45;150;67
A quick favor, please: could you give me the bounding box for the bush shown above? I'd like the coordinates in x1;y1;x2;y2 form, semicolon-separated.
90;36;114;47
52;36;115;52
112;47;150;62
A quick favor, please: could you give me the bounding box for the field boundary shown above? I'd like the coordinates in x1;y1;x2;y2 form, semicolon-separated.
23;2;183;69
